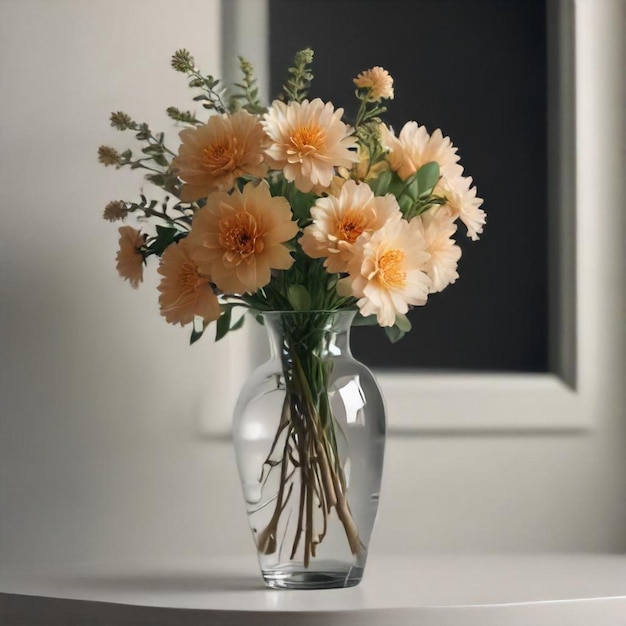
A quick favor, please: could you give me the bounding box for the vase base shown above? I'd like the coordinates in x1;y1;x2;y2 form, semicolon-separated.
262;561;364;589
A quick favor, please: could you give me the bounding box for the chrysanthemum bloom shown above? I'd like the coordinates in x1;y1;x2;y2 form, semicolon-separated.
419;210;462;293
380;121;463;182
436;175;486;241
339;218;431;327
353;66;394;101
187;181;299;294
116;225;145;288
157;238;220;326
171;110;268;202
262;98;359;193
300;180;402;273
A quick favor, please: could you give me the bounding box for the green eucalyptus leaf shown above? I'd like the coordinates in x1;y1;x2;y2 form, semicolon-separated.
387;171;407;196
384;324;407;344
416;162;440;197
398;195;413;214
287;284;311;310
405;176;420;202
395;313;412;333
371;169;392;196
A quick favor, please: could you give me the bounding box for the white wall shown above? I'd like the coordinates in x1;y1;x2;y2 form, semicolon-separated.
0;0;624;571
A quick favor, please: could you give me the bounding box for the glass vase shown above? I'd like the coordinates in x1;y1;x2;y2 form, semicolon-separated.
232;310;386;589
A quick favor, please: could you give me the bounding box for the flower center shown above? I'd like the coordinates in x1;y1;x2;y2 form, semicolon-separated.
290;125;324;156
202;139;240;172
337;211;368;244
218;211;261;263
375;249;406;288
179;261;202;293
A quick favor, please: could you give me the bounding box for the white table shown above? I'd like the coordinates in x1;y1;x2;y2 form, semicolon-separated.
1;554;626;625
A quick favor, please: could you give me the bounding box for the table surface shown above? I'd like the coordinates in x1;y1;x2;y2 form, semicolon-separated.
2;553;626;625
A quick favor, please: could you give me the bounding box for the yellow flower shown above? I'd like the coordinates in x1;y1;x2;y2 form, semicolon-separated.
157;238;220;326
299;180;401;274
339;217;431;326
380;121;463;182
188;181;299;294
115;226;145;288
353;66;394;101
262;98;359;193
171;110;268;202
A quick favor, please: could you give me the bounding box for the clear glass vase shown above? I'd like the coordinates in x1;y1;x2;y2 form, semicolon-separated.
232;310;386;589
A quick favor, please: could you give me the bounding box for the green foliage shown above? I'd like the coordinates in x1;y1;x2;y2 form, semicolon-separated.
383;162;447;220
228;56;266;115
279;48;315;103
287;285;311;311
215;305;246;342
170;49;227;114
166;106;201;126
147;225;183;256
384;314;412;343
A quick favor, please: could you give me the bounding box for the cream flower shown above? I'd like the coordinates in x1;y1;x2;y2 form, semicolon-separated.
171;110;268;202
380;121;463;182
300;180;402;273
339;218;431;326
436;175;486;241
187;181;299;294
419;210;462;293
115;225;144;288
353;66;394;101
157;238;220;326
262;98;359;193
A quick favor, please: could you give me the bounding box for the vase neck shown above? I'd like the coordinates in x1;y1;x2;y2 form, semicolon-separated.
262;311;356;360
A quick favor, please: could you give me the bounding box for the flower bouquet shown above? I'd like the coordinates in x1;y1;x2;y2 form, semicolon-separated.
99;49;485;588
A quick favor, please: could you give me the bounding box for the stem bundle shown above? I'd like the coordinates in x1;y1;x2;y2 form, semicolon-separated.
255;313;363;566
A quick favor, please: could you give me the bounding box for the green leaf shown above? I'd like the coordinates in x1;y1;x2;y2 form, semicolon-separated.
152;154;169;168
370;169;392;196
230;314;245;332
352;313;378;326
405;176;420;202
149;226;180;256
384;324;407;343
190;319;207;345
387;171;407;196
395;313;412;333
398;195;414;214
287;284;311;310
416;162;440;197
289;186;317;224
215;307;233;342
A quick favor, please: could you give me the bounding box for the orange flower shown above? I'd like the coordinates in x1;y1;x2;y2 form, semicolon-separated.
157;238;220;326
171;110;268;202
262;98;358;193
188;181;299;294
115;226;145;288
380;121;463;182
338;217;431;327
353;66;394;101
299;180;401;273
